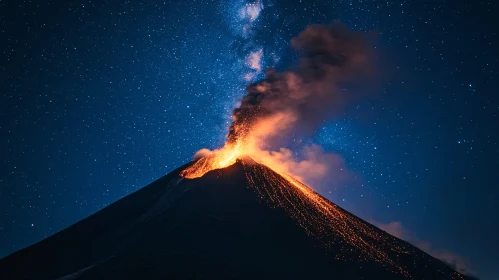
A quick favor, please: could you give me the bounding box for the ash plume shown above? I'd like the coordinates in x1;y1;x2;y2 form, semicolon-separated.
185;24;376;191
228;24;375;145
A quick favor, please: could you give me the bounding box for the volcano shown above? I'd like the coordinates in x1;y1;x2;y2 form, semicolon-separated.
1;158;469;279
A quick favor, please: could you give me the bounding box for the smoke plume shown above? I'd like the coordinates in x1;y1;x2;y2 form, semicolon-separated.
186;24;375;189
228;24;375;146
376;221;477;277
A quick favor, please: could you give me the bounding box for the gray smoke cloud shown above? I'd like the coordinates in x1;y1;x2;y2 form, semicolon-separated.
227;24;375;145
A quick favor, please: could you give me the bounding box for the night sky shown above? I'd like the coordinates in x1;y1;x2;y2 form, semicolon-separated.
1;0;498;279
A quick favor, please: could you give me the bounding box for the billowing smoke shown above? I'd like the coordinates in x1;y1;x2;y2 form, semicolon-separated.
186;24;375;189
228;24;374;146
249;144;351;188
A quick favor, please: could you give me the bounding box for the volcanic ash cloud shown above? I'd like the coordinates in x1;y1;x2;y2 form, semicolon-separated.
185;24;375;188
228;24;375;146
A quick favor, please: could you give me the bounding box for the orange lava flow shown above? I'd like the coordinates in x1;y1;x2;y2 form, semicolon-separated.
180;148;413;275
179;141;246;178
239;159;411;277
180;111;299;179
179;146;465;279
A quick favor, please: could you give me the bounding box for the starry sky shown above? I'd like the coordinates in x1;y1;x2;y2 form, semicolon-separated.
1;0;498;278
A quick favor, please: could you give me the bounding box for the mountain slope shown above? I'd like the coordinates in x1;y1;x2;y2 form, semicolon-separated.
0;158;470;279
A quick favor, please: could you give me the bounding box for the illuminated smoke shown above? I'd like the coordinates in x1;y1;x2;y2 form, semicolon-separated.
183;24;375;188
178;24;469;279
228;24;374;145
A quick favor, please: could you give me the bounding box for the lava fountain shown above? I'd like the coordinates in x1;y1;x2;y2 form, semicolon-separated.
180;140;247;179
176;25;468;279
181;24;374;182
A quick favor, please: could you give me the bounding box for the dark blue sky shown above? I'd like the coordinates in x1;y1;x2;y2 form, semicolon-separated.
1;0;498;278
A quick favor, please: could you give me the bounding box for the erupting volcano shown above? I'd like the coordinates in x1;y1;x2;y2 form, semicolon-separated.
0;25;472;279
183;24;378;185
0;157;471;279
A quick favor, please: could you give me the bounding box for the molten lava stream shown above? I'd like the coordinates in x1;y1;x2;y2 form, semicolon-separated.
180;148;412;277
180;143;245;179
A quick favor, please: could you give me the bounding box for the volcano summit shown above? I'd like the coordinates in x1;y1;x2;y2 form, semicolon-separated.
1;157;470;279
1;24;474;280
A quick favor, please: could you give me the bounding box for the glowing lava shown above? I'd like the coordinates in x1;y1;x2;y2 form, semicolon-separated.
180;155;466;279
180;141;247;179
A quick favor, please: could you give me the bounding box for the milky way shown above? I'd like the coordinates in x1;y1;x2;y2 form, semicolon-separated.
1;1;498;278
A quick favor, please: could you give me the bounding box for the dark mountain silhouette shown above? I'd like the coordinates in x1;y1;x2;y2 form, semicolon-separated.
0;158;471;279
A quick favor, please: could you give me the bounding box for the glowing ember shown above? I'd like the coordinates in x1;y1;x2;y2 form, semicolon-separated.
178;133;466;279
179;156;465;279
178;124;465;279
180;141;246;179
177;24;467;279
238;158;411;276
181;142;402;267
